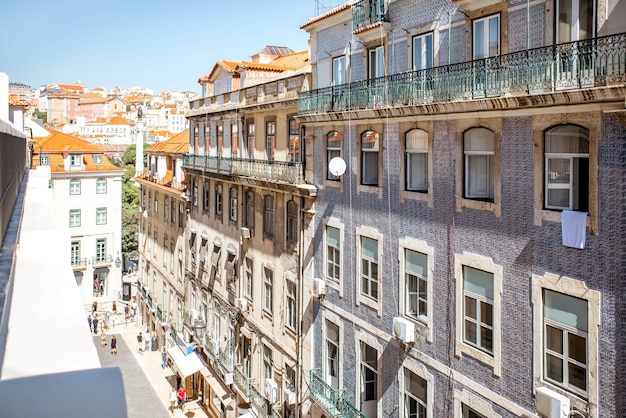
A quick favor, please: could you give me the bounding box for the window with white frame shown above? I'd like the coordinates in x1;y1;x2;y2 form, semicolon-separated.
285;280;296;330
171;200;175;224
404;368;427;418
215;184;222;216
263;345;273;382
217;122;224;157
413;32;433;71
544;125;589;211
69;179;81;195
543;289;588;395
69;209;81;227
325;226;341;283
229;187;237;222
96;207;107;225
93;154;102;164
333;56;346;85
263;267;273;315
462;405;488;418
463;266;494;354
178;249;183;278
95;238;106;262
368;45;384;79
327;131;342;181
154;192;159;215
405;249;428;322
360;342;378;406
325;320;340;389
464;128;494;200
164;196;169;220
473;14;500;59
361;130;380;186
244;257;253;300
286;200;298;244
178;203;184;228
71;241;81;265
40;155;49;165
70;154;82;166
203;181;210;212
263;195;274;237
153;229;158;256
245;190;254;230
556;0;594;43
232;123;239;158
405;129;428;192
360;237;379;301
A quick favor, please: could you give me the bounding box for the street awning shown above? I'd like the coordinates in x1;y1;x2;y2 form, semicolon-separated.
167;346;205;378
200;367;233;406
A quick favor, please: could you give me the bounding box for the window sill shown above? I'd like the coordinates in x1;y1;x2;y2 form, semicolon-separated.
400;190;432;207
535;209;597;236
357;184;382;199
356;293;382;317
535;381;589;413
456;342;498;375
456;197;501;218
323;179;342;190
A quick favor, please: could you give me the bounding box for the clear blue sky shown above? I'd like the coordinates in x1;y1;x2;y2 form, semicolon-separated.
0;0;329;94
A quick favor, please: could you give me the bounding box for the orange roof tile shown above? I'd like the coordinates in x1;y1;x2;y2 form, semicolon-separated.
147;129;189;154
107;116;133;125
300;2;352;30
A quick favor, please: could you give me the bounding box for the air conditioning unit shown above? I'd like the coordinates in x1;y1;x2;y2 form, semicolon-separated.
535;387;570;418
224;373;234;385
284;387;296;405
393;317;416;344
312;278;326;298
237;298;249;312
265;378;278;404
241;227;251;239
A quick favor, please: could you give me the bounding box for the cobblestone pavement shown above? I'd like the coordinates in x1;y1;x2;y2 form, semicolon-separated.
87;297;209;418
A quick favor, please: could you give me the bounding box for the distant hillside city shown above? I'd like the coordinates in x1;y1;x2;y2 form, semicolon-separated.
8;81;199;150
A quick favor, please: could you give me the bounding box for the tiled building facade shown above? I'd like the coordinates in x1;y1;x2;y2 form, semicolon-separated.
299;1;625;418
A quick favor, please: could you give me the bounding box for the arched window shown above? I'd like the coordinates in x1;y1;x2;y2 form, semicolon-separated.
327;131;342;181
286;200;298;244
361;130;379;186
544;125;589;211
245;190;255;229
405;129;428;192
464;128;494;200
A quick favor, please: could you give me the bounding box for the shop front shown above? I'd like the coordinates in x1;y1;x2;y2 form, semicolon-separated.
167;345;206;401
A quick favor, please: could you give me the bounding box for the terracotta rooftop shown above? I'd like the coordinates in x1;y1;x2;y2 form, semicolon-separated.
147;129;189;154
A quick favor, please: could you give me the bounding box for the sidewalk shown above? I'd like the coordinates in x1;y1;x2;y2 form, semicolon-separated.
86;297;210;418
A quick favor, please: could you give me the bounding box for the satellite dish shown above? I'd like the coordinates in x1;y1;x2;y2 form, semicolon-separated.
328;157;346;177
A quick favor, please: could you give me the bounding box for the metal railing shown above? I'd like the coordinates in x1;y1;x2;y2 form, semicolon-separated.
183;154;304;184
250;383;269;417
352;0;387;32
299;32;626;115
92;255;113;266
233;365;252;399
309;369;367;418
71;258;88;268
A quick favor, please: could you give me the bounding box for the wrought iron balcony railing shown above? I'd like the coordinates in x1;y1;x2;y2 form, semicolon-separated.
352;0;387;32
71;257;88;268
183;154;304;184
92;255;113;267
309;369;367;418
233;364;252;399
250;383;269;417
299;32;626;115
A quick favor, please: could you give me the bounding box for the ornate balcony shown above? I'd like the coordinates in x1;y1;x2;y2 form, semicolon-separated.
233;364;252;400
92;255;113;267
183;154;304;185
299;32;626;116
309;369;367;418
71;258;88;268
352;0;387;33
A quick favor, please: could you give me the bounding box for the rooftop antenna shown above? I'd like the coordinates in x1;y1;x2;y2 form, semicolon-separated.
316;0;343;15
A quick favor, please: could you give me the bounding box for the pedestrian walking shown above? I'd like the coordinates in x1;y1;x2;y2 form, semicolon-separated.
137;332;143;352
110;335;117;355
92;301;98;315
92;314;99;334
100;327;107;347
161;347;167;369
112;300;117;314
176;386;186;412
124;304;130;323
168;387;177;413
87;315;92;330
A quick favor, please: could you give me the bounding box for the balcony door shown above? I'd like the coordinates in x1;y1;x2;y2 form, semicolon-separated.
472;14;500;97
555;0;596;87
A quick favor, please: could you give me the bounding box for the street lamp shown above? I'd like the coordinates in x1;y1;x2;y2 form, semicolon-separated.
193;319;206;342
115;253;122;268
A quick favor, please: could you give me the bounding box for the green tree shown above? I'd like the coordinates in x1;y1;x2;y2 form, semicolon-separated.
122;208;139;263
122;144;136;166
